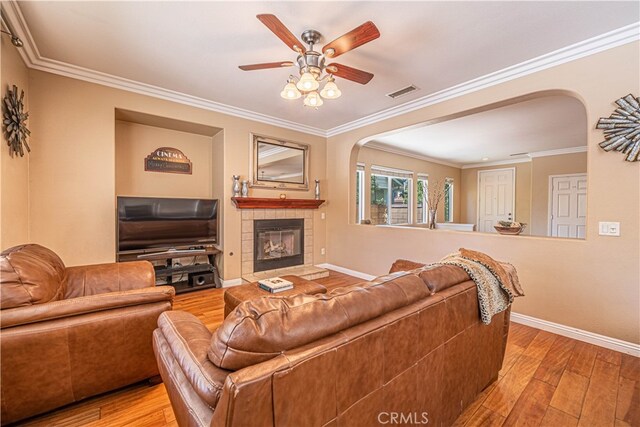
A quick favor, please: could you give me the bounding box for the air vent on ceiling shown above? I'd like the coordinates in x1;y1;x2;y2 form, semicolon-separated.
510;152;529;157
386;85;419;99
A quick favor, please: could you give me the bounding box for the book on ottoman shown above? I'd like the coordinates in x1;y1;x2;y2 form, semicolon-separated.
258;277;294;293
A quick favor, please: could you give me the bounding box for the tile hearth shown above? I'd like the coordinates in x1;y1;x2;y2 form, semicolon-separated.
240;209;328;282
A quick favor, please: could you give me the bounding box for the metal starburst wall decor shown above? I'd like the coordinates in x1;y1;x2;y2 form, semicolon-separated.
2;85;30;157
596;94;640;162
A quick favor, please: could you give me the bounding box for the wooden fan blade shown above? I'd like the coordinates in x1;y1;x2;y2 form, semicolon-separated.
239;61;294;71
327;63;374;84
257;14;306;53
322;21;380;58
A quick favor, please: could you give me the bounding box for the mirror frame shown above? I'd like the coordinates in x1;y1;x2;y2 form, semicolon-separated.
249;134;310;190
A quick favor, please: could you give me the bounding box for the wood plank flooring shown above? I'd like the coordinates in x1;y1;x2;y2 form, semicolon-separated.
17;271;639;427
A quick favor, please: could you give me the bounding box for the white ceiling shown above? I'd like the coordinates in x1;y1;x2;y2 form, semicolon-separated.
13;1;640;131
370;95;587;166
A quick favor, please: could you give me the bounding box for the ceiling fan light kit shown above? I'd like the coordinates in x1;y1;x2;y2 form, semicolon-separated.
280;79;301;100
303;91;323;107
296;71;320;92
320;77;341;100
241;14;380;109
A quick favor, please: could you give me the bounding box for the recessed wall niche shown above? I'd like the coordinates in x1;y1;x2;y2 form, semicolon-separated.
115;109;223;199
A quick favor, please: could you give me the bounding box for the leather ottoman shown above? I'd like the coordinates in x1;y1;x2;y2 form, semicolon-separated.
224;275;327;317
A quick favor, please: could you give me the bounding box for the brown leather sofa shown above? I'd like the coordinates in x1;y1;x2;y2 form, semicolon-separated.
0;244;175;425
153;263;510;427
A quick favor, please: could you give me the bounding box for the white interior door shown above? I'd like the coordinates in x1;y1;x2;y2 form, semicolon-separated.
478;168;515;233
550;174;587;238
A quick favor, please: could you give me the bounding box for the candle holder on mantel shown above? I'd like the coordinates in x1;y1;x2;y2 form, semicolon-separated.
232;175;241;197
314;180;320;200
241;180;249;197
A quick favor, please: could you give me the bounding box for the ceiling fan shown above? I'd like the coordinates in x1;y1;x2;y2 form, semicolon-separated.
239;14;380;108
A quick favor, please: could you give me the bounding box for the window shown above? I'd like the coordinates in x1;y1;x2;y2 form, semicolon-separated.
370;174;389;225
444;178;454;222
416;175;428;224
390;177;410;224
370;166;412;225
355;166;364;223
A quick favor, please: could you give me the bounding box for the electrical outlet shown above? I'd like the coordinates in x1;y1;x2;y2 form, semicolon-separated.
321;248;326;255
321;212;326;220
599;222;621;236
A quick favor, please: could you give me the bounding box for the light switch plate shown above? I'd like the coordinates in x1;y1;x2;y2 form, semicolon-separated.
599;222;621;236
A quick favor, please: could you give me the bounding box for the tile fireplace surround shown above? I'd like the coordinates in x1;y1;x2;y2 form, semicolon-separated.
240;209;328;283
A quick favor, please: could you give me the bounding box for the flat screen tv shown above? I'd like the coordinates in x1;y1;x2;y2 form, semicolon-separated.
117;196;218;252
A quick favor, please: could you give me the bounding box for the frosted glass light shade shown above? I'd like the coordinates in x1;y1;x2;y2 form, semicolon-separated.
303;91;323;107
280;81;301;99
296;72;320;91
320;80;341;99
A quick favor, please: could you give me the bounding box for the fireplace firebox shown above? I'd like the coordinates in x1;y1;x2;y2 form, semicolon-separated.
254;219;304;272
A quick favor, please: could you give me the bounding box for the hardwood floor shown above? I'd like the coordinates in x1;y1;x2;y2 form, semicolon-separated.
18;271;639;427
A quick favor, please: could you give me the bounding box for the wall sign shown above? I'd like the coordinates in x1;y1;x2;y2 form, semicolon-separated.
145;147;192;174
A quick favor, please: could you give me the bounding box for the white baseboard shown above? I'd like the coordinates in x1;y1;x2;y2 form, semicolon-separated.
511;312;639;357
221;278;243;288
317;263;377;281
318;264;640;357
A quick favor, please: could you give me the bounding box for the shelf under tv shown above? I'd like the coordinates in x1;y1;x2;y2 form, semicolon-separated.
153;262;215;278
118;246;222;293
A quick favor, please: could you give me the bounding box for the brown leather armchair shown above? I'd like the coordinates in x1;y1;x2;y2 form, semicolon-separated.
0;244;175;425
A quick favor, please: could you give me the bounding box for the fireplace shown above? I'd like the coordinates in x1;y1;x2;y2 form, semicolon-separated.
254;219;304;272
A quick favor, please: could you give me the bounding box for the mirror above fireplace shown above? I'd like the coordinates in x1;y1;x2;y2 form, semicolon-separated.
250;134;309;190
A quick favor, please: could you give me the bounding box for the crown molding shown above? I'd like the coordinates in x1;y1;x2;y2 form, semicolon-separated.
461;146;588;169
529;146;588;158
326;22;640;137
462;158;532;169
366;142;461;168
3;0;638;140
28;57;327;137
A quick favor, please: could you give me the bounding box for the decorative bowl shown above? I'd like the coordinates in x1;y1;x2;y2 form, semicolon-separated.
494;225;526;235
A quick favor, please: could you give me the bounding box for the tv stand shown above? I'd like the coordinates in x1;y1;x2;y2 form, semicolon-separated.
119;246;221;294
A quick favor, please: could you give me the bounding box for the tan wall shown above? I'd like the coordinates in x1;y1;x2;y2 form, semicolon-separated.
358;146;461;223
1;37;30;249
326;42;640;343
531;152;587;236
460;162;532;234
115;120;215;198
26;70;327;279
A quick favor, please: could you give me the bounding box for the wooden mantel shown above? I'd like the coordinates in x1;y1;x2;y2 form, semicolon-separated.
231;197;325;210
